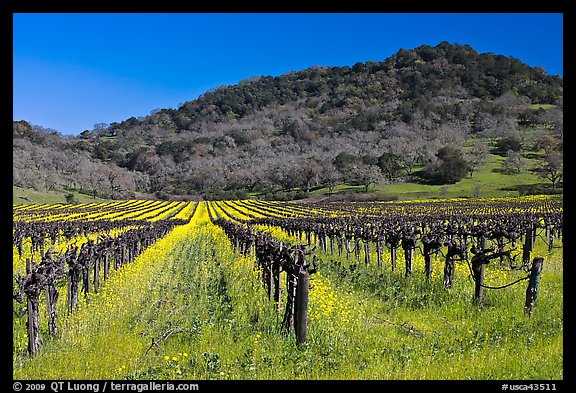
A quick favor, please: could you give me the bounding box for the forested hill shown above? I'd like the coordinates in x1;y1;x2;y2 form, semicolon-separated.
13;42;563;200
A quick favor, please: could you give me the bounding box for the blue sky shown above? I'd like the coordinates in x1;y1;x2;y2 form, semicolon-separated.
13;13;563;135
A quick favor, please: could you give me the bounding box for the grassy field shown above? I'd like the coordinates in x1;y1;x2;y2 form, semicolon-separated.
382;153;547;199
13;186;112;205
308;152;556;201
13;201;563;380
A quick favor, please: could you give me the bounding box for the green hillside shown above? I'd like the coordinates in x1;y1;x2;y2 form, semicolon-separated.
12;186;112;206
291;151;559;201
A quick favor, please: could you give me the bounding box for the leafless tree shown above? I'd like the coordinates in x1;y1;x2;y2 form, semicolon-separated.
535;151;563;189
466;140;490;178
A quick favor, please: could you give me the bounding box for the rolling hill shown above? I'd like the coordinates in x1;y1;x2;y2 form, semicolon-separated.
13;41;563;201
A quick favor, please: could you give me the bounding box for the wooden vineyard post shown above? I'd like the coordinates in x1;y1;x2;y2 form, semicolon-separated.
354;238;361;262
273;262;281;310
443;244;455;288
113;243;120;270
282;270;297;334
391;246;397;272
387;234;401;272
24;258;40;356
423;249;433;280
260;256;271;300
103;252;110;281
402;236;416;277
136;239;141;258
548;225;555;252
67;274;72;314
376;238;383;269
364;240;371;265
83;262;92;294
422;239;437;280
471;251;486;305
329;235;334;255
122;244;127;267
267;261;273;301
27;293;41;356
45;283;59;336
471;237;487;304
498;236;506;264
345;236;351;259
443;254;454;288
522;225;534;265
94;256;100;293
294;253;310;345
525;257;544;316
68;265;81;313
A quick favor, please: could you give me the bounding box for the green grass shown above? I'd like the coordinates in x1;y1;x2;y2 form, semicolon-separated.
383;154;546;199
309;152;557;201
12;186;112;205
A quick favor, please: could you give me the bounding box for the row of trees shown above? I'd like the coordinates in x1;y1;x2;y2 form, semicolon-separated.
14;119;563;200
13;122;140;200
189;135;562;199
325;134;563;194
498;135;563;188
